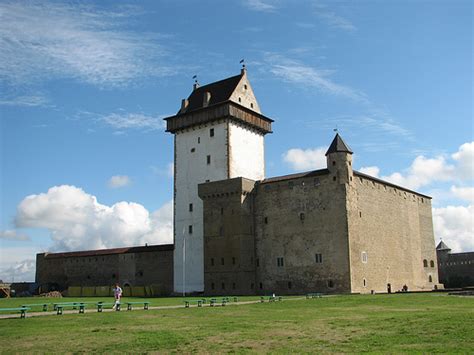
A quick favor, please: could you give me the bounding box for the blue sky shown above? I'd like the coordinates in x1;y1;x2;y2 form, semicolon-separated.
0;0;472;281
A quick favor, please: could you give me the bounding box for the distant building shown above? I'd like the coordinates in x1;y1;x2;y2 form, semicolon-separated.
36;244;173;294
436;241;474;288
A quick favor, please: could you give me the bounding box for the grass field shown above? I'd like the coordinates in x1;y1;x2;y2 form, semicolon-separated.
1;293;473;353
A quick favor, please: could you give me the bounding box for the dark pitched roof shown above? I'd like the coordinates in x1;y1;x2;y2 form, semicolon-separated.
325;133;353;156
260;169;330;184
41;244;174;259
436;241;451;251
181;73;243;113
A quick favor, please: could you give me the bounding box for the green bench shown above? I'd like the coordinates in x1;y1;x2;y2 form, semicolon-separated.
209;298;227;307
184;300;204;308
261;296;282;303
21;303;49;312
126;301;149;311
96;302;120;312
0;307;30;318
306;293;322;299
55;302;86;315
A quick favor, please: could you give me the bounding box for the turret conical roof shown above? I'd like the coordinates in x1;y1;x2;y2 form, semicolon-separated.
325;133;353;156
436;240;451;251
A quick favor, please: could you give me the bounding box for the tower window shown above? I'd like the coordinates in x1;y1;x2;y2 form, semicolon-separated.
299;212;305;221
430;260;435;267
327;280;334;288
333;176;337;181
238;97;241;102
332;161;336;166
221;207;224;215
288;281;292;289
188;225;193;234
198;137;200;144
232;257;236;265
244;84;248;90
190;148;195;153
428;275;433;283
207;155;211;165
250;103;254;108
315;253;323;263
211;282;215;290
232;282;236;289
423;259;428;267
256;258;259;267
211;258;214;266
259;282;263;289
221;258;224;265
361;252;368;263
222;283;225;290
210;128;214;137
264;217;268;224
277;257;284;267
189;203;193;212
363;278;367;287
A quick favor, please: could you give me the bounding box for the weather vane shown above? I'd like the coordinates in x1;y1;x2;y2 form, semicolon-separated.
192;75;198;84
240;59;245;69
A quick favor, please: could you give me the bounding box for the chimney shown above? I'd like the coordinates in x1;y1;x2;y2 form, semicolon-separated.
180;99;189;113
241;67;247;76
203;92;211;107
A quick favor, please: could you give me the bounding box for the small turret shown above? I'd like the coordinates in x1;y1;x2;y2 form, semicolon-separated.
325;133;353;184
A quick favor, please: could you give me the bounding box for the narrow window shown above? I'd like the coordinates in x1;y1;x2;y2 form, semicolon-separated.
222;283;225;290
221;258;224;265
327;280;334;288
428;275;433;283
188;225;193;234
251;283;254;289
189;203;193;212
238;97;241;102
315;253;323;263
210;128;214;137
277;257;284;267
300;212;305;221
190;148;195;153
211;258;214;266
333;176;337;181
198;137;200;144
244;84;248;90
207;155;211;165
259;282;263;289
256;258;259;267
332;161;336;166
288;281;292;289
423;259;428;267
363;278;367;287
250;103;254;108
221;207;224;215
359;211;362;218
430;260;435;268
232;257;236;265
264;217;268;224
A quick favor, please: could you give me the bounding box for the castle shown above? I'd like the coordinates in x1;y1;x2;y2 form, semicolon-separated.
36;69;441;295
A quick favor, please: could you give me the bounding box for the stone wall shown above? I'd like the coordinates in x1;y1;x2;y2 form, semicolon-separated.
36;245;174;294
347;172;440;293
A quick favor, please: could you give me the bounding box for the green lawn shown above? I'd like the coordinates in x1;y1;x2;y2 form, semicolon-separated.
1;294;472;353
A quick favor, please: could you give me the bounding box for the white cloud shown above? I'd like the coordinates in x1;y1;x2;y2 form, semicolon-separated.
359;166;380;178
15;185;173;252
98;112;166;131
0;259;35;283
283;147;326;171
108;175;131;188
452;142;474;180
313;3;356;32
0;229;30;241
243;0;277;12
0;95;49;107
0;1;173;102
451;186;474;203
264;53;368;103
433;205;474;253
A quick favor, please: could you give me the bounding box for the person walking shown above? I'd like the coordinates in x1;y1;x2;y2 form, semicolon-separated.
112;283;122;310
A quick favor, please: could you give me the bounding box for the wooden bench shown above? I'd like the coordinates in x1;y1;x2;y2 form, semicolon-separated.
21;303;49;312
184;300;203;308
209;298;227;307
0;307;30;318
126;302;149;311
96;302;120;312
53;302;78;311
306;293;322;299
55;303;86;315
261;296;282;303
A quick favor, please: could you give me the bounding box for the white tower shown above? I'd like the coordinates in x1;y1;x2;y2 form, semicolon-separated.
164;69;273;293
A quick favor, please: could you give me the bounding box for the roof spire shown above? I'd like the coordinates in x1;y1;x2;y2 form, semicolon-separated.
325;133;353;156
192;75;199;90
240;59;246;75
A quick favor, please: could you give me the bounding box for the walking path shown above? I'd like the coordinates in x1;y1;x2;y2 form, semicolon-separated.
0;297;307;320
